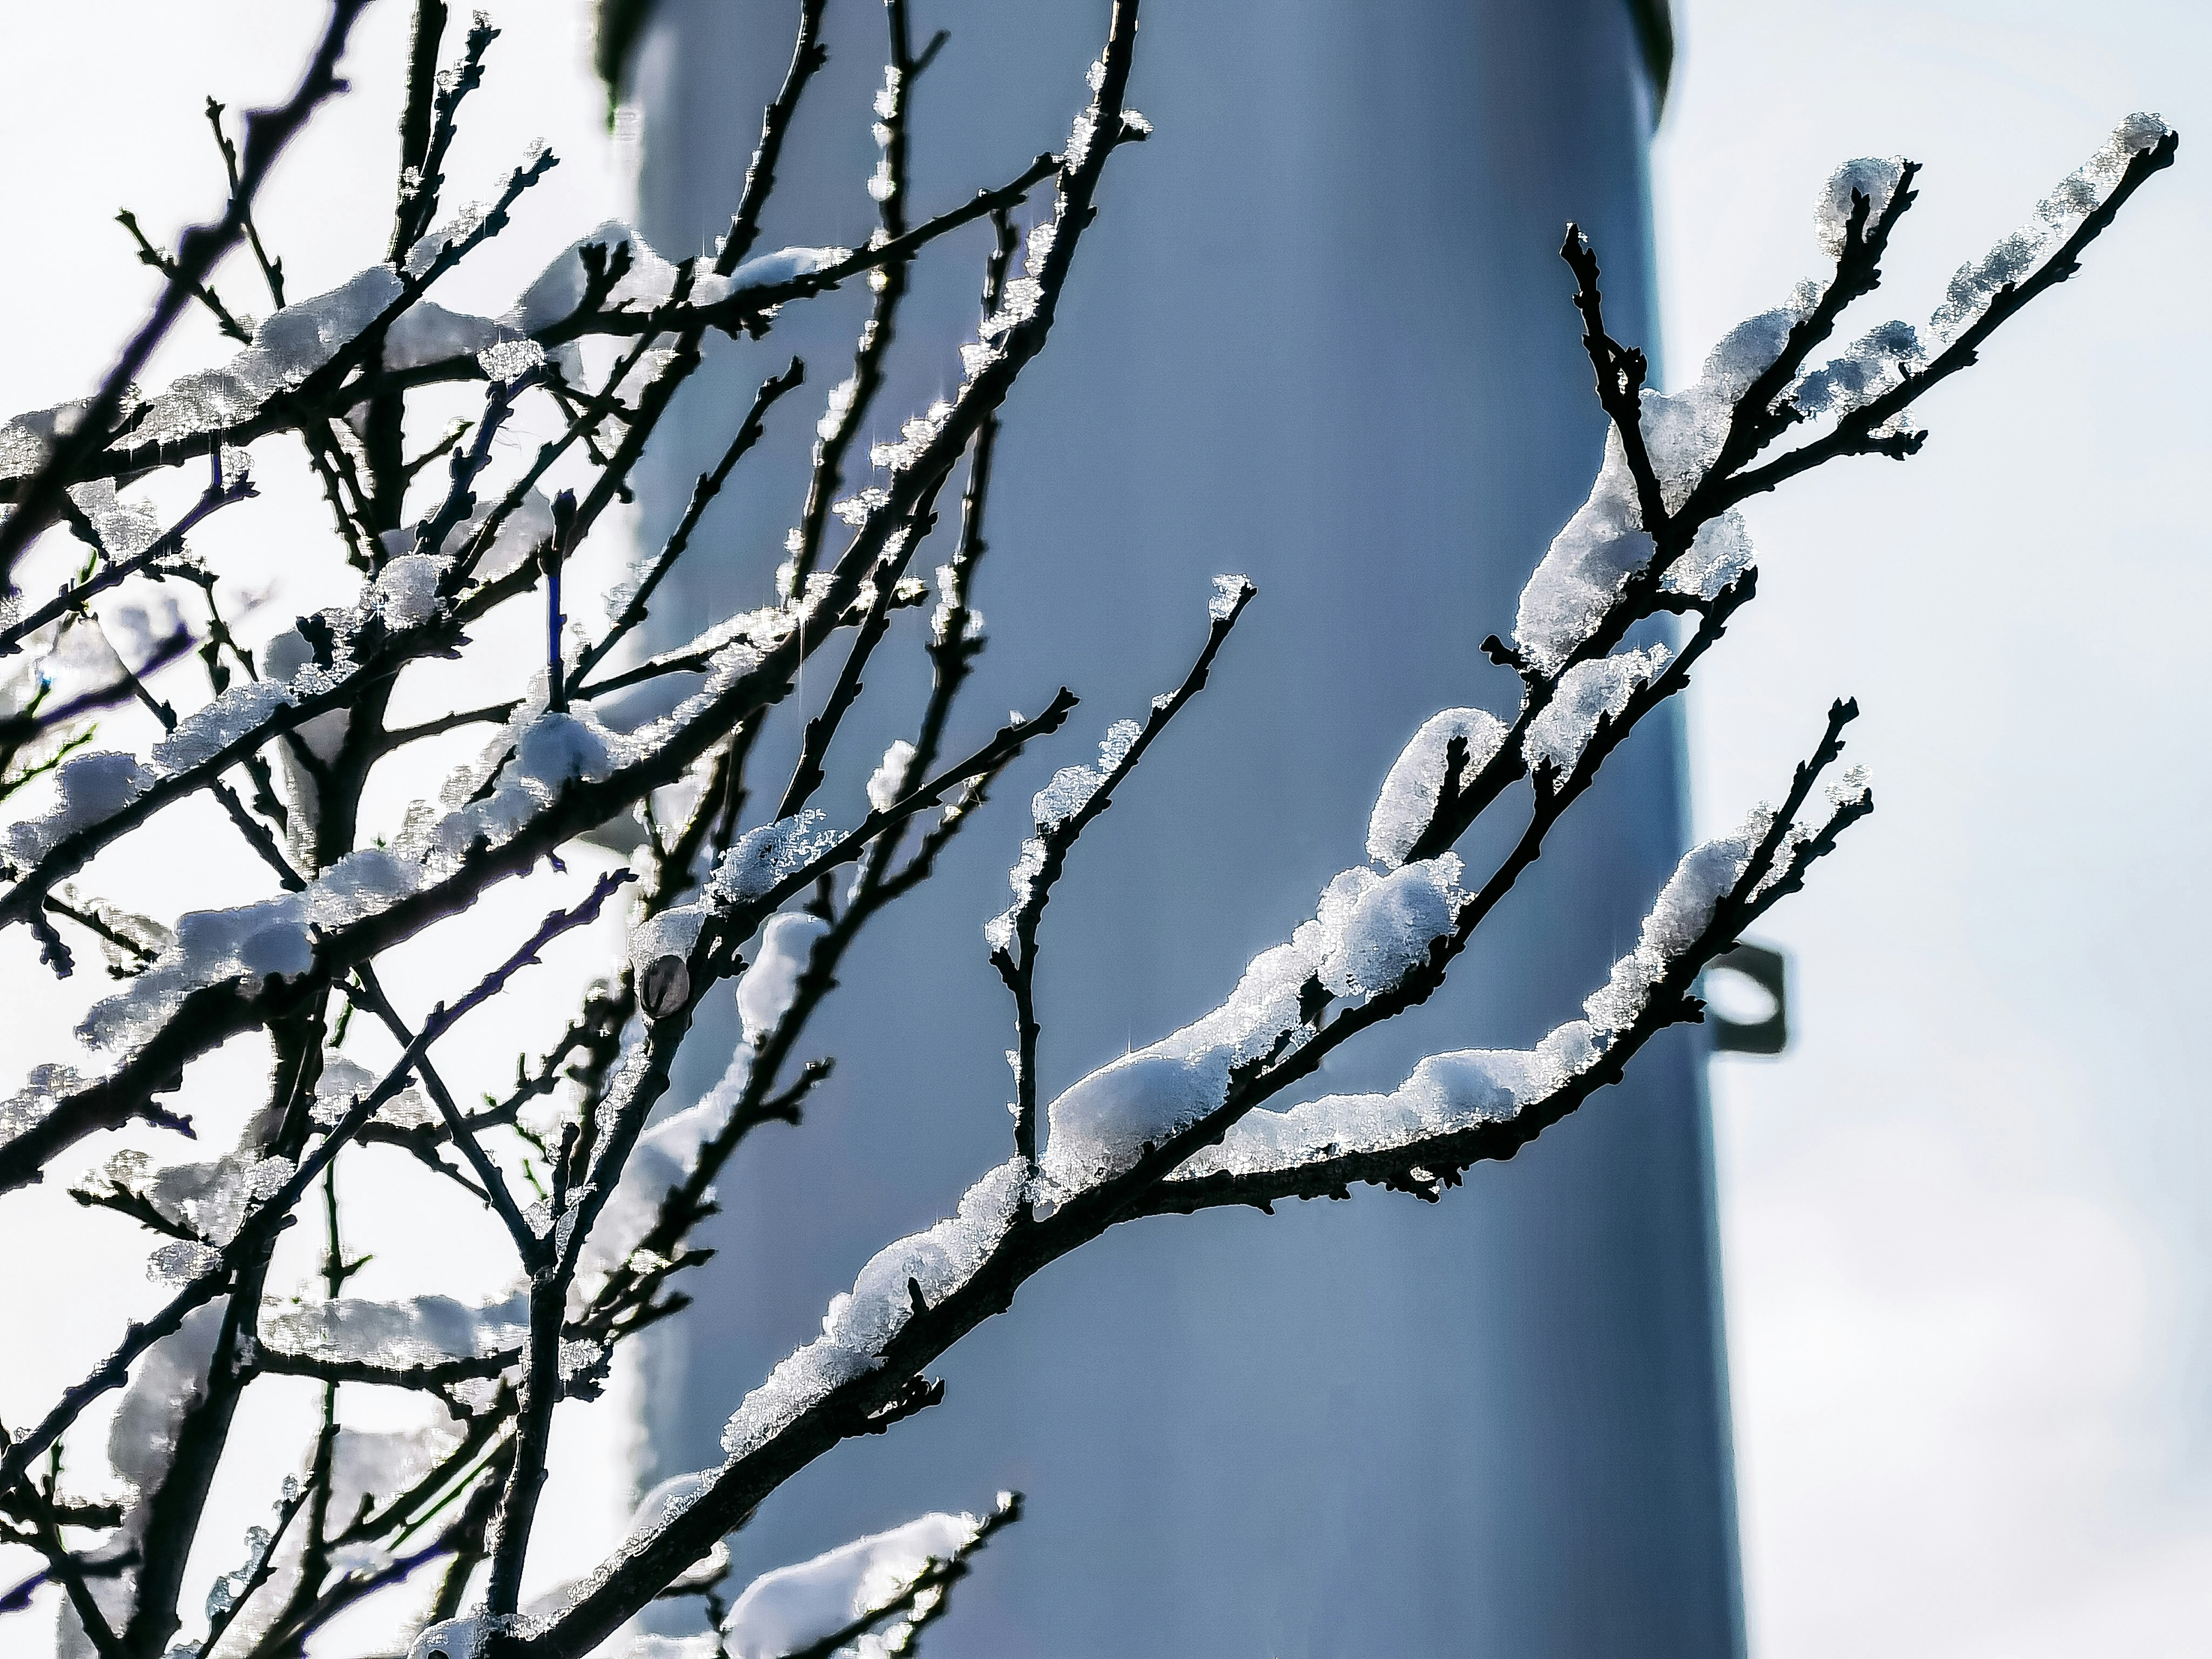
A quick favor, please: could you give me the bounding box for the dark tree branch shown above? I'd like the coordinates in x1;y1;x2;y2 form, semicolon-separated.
1707;131;2176;513
0;471;255;660
0;628;194;747
783;0;940;593
992;578;1253;1172
13;1469;127;1659
0;873;629;1494
346;961;549;1262
778;1492;1020;1659
6;149;1057;505
0;0;369;585
569;359;806;690
1561;224;1669;536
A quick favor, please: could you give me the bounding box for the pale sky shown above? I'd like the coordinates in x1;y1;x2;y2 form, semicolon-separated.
0;5;645;1648
0;1;2206;1654
1661;2;2212;1653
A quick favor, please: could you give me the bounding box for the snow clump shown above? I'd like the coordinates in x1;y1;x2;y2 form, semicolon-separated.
1522;644;1672;778
1815;156;1908;256
711;812;841;905
719;1510;992;1659
1581;810;1768;1031
720;1161;1026;1460
1365;707;1507;867
261;1290;529;1371
476;336;546;383
1930;113;2170;346
1178;809;1784;1186
738;911;831;1045
1040;854;1466;1190
866;739;916;812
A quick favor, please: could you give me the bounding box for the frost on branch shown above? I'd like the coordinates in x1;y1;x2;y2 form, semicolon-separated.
0;222;855;474
1790;318;1925;420
6;752;154;868
1583;809;1770;1030
711;812;842;904
123;268;406;452
1814;157;1910;257
0;1063;83;1158
1930;112;2171;344
77;1144;295;1246
677;705;1868;1572
65;479;161;560
1512;115;2170;679
1165;1045;1565;1185
1513;310;1797;672
1030;718;1140;833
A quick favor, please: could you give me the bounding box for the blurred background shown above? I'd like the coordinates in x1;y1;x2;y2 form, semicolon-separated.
0;1;2205;1654
1664;3;2212;1650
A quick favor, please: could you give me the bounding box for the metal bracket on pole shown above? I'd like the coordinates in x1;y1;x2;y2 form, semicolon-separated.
1707;940;1788;1055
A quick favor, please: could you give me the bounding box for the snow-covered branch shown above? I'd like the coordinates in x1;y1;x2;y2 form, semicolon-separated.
0;1;2173;1654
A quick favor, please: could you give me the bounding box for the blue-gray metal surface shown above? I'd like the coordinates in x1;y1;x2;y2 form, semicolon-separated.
623;2;1742;1653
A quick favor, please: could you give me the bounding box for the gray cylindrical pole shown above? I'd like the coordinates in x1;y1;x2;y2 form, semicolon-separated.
624;2;1741;1654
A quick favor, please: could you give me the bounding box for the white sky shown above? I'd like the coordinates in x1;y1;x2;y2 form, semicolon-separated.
0;1;2206;1654
1660;2;2212;1653
0;4;643;1649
